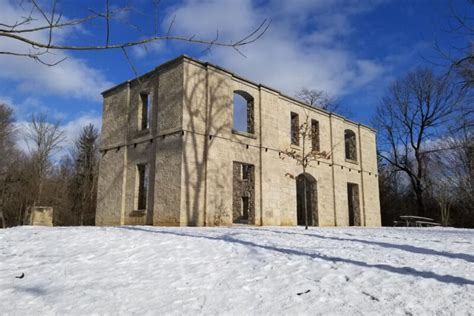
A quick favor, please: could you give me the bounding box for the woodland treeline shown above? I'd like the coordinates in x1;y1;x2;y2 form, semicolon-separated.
374;1;473;227
0;0;472;228
375;67;473;227
0;108;98;227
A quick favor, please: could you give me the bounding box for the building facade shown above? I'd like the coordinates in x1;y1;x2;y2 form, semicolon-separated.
96;55;381;227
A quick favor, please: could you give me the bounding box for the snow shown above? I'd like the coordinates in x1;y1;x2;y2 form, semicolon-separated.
1;226;473;315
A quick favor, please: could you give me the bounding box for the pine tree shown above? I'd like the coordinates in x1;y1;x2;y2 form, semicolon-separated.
71;124;99;225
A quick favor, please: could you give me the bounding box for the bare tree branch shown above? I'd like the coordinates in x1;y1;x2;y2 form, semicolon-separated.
23;113;66;205
0;1;271;66
434;0;474;88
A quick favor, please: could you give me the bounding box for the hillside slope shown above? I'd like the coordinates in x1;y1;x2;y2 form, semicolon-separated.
1;226;473;314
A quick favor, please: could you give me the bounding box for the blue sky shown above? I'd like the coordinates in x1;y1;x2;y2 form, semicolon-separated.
0;0;470;150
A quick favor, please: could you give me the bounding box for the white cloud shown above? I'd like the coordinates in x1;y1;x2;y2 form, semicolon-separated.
2;96;66;121
61;114;102;150
0;0;111;101
164;0;257;41
132;41;166;58
0;95;14;107
162;0;386;100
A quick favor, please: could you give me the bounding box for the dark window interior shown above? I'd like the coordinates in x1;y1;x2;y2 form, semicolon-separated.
291;112;299;145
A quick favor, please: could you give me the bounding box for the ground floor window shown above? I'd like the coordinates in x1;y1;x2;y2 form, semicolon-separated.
136;164;149;210
232;162;255;224
296;173;318;226
347;183;361;226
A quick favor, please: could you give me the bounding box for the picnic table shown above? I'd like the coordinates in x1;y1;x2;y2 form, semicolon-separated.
394;216;441;227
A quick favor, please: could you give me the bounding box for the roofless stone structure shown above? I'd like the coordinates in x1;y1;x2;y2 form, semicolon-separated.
96;55;381;226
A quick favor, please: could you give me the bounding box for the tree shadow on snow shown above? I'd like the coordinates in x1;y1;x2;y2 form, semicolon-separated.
13;285;48;296
119;226;474;286
248;228;474;264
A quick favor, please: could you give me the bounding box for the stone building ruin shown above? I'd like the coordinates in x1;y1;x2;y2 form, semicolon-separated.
96;55;381;226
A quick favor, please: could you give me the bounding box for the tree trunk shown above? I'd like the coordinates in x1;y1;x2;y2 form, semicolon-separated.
303;176;308;230
439;199;451;227
414;185;425;217
0;210;5;228
0;187;5;228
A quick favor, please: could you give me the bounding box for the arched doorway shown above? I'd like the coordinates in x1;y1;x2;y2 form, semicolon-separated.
296;173;318;226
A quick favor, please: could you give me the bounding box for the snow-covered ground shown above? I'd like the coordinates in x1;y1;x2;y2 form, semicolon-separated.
0;226;473;315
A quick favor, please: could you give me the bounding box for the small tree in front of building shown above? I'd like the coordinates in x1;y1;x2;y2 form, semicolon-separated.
280;112;330;229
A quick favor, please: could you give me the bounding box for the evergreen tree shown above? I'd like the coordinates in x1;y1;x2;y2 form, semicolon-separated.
71;124;99;225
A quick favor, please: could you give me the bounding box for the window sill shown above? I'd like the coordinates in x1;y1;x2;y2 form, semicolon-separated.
232;129;257;139
290;143;300;150
345;158;359;165
134;128;150;138
130;210;147;217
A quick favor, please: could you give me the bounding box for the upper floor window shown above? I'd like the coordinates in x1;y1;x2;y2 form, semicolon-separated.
139;92;151;130
345;129;357;161
233;91;254;134
311;119;320;152
291;112;299;145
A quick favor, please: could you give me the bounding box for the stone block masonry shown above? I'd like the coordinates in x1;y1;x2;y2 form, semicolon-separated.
27;206;53;226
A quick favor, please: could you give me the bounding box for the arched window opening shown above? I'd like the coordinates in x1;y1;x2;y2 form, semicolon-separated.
233;91;254;134
345;129;357;161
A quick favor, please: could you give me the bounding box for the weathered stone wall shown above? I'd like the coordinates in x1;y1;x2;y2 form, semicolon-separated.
180;58;381;227
123;140;153;226
96;146;127;225
28;206;53;226
154;133;183;226
181;61;263;226
359;127;381;226
96;60;184;226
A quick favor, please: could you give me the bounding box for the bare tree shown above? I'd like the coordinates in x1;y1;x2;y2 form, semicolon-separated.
0;104;17;228
374;68;465;217
377;156;407;226
442;118;473;226
0;104;16;177
426;153;455;226
295;88;340;112
280;112;330;229
0;104;35;228
423;118;473;227
0;104;15;145
0;0;270;66
24;113;65;207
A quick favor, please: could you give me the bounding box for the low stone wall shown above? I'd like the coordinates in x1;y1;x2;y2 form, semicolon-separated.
28;206;54;226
